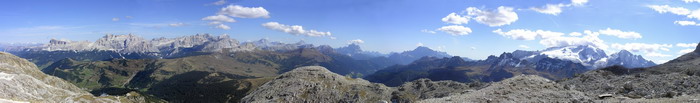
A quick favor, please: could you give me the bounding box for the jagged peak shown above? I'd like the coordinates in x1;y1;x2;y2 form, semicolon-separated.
617;49;632;55
695;42;700;53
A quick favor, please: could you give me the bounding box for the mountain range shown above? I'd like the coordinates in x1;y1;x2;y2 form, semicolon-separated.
365;45;656;86
0;34;674;102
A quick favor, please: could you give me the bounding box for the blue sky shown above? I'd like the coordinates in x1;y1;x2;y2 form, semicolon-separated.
1;0;699;63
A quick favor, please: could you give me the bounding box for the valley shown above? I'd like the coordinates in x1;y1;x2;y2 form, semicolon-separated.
1;33;694;102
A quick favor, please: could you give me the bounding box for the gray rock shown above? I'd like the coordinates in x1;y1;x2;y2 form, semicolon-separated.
0;52;148;102
420;75;592;103
12;34;255;55
240;66;394;103
392;79;486;102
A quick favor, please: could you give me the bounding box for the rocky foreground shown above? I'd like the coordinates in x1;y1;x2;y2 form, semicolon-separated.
244;65;700;103
0;52;160;103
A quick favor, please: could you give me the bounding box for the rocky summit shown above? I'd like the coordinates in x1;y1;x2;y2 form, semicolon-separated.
420;75;592;102
0;52;157;102
240;66;394;103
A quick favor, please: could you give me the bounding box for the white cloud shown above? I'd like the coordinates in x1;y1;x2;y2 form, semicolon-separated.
470;47;476;50
646;52;673;57
215;24;231;30
218;5;270;18
611;43;673;53
571;0;588;6
539;33;609;50
677;43;698;47
519;45;530;49
684;0;700;3
441;12;470;24
688;10;700;20
261;22;332;37
169;23;185;27
597;28;642;39
125;16;133;19
569;32;583;36
466;6;519;27
531;4;566;15
648;5;691;15
212;0;226;5
674;20;700;26
421;29;436;34
416;42;424;47
437;25;472;36
208;21;223;25
679;49;695;54
493;29;537;40
493;28;608;49
492;29;564;40
648;5;700;22
112;18;120;21
348;39;364;44
530;0;587;15
202;15;236;22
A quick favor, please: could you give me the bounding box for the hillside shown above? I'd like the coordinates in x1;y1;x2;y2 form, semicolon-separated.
0;52;161;102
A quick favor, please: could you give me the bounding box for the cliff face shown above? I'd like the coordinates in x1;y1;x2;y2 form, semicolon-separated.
19;34;255;55
0;52;150;102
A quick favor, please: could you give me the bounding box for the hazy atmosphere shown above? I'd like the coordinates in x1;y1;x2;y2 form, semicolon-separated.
1;0;700;102
2;0;698;63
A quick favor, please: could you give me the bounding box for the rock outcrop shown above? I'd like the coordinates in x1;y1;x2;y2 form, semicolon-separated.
420;75;592;103
392;79;485;102
0;52;151;102
240;66;394;103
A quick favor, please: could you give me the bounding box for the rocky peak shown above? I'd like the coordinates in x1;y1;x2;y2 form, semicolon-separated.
607;50;656;68
413;46;433;52
241;66;393;102
95;34;158;53
695;42;700;53
420;75;591;102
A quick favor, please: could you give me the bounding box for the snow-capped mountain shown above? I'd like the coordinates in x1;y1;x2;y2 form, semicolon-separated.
536;45;608;69
606;50;656;68
518;45;655;69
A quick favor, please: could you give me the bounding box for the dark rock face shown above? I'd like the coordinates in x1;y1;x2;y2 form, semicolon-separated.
695;42;700;53
335;44;386;60
386;46;452;65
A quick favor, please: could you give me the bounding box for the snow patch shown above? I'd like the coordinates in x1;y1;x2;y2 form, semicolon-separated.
0;72;14;81
0;98;29;103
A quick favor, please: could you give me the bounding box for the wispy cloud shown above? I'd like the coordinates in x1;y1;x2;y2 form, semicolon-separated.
262;22;332;37
348;39;364;44
437;25;472;36
211;0;226;5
